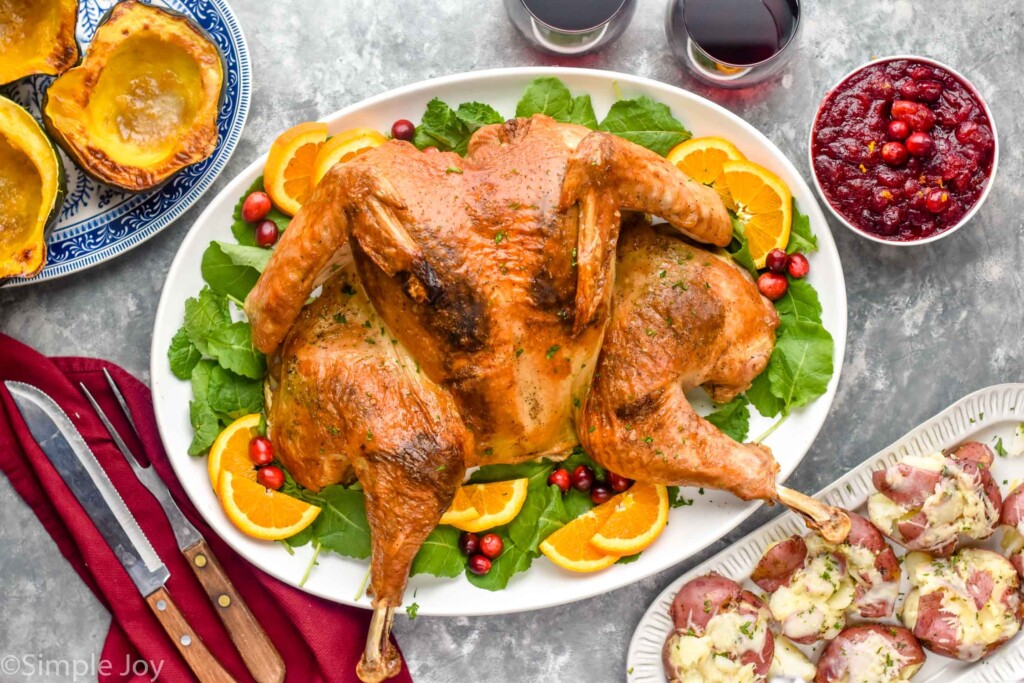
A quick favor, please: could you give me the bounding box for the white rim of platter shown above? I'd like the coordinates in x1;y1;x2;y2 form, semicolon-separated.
151;67;848;617
627;383;1024;683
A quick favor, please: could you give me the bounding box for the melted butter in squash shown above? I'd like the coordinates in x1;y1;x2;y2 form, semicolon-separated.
0;137;43;252
43;0;223;191
87;37;204;166
0;96;64;280
0;0;79;85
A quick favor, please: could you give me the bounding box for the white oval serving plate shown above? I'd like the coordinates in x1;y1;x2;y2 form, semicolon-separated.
628;383;1024;683
151;67;847;616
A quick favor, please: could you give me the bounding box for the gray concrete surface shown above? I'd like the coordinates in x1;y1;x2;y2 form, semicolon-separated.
2;0;1022;680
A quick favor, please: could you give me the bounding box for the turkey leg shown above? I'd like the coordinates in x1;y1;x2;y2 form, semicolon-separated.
578;223;849;544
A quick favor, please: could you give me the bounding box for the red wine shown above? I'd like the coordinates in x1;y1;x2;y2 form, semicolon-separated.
681;0;799;66
521;0;627;31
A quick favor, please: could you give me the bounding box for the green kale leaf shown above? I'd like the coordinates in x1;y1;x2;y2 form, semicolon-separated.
306;485;372;559
598;96;691;157
786;199;818;254
168;327;201;380
410;526;465;578
515;77;573;121
206;364;264;419
705;396;750;442
767;320;835;414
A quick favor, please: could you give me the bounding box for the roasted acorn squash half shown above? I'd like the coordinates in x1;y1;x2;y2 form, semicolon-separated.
0;97;66;281
0;0;80;86
42;0;224;192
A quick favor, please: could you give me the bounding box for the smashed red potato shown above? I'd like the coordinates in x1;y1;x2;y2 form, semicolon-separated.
815;624;925;683
869;443;1002;556
663;573;774;682
901;548;1023;661
1002;483;1024;578
751;512;900;643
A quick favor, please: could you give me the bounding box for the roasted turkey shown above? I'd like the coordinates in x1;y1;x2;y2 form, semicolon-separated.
245;114;848;682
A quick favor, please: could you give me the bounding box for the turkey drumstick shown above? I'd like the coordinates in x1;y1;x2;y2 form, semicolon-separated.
267;274;471;682
576;222;849;543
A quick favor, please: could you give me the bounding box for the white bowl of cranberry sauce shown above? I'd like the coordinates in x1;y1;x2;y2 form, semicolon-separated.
809;56;998;245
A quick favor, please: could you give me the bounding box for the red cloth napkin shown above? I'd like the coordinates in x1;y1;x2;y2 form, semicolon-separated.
0;333;412;683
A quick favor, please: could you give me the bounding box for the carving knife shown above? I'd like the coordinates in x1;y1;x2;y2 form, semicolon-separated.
80;371;284;683
5;381;237;683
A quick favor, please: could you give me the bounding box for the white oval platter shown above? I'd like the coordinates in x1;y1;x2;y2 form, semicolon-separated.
151;67;847;616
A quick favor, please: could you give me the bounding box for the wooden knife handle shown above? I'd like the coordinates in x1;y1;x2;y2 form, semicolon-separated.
145;586;238;683
184;540;286;683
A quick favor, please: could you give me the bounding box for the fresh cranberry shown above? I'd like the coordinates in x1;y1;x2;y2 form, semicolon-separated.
467;554;492;575
875;167;904;188
916;80;943;103
869;187;893;213
955;121;992;150
880;141;909;166
891;100;936;132
422;146;439;154
479;533;503;559
241;191;272;223
898;80;920;101
879;206;905;235
590;484;614;505
925;188;951;214
764;248;789;274
248;436;274;466
910;66;934;80
607;472;633;493
257;465;284;491
787;253;810;279
571;465;595;492
887;120;910;141
548;468;571;494
391;119;415;142
757;272;788;301
458;532;480;555
255;220;279;248
905;131;935;157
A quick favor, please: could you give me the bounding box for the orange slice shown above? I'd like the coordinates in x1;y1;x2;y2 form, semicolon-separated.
666;136;746;209
218;470;321;540
438;487;479;526
589;482;669;555
539;503;619;573
311;128;387;186
208;413;262;493
720;159;792;268
444;478;529;533
264;121;328;216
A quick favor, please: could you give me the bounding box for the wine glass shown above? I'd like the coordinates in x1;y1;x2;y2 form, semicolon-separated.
666;0;802;88
504;0;638;56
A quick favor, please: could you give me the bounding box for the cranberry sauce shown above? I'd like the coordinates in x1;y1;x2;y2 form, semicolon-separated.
812;59;994;241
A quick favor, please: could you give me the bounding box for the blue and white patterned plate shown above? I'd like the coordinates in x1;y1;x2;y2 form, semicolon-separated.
0;0;250;286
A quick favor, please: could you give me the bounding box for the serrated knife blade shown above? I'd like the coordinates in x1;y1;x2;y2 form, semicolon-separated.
5;381;169;596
